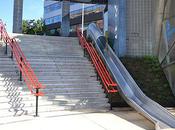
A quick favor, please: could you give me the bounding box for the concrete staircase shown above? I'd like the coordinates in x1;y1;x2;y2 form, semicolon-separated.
0;34;109;121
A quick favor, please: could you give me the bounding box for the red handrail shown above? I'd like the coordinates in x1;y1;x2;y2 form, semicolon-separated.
0;20;44;96
77;28;118;93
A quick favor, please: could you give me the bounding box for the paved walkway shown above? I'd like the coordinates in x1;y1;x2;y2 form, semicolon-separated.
0;108;155;130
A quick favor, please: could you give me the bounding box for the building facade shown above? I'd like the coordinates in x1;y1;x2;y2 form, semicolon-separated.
44;0;105;36
108;0;155;57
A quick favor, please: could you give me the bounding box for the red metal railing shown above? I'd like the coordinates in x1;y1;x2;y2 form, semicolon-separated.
0;20;45;96
77;28;118;94
0;20;44;116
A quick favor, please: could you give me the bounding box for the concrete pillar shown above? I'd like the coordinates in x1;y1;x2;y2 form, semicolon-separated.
13;0;23;33
108;0;126;57
61;1;70;37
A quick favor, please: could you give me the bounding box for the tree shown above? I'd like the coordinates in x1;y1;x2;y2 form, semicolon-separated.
22;20;28;34
22;19;45;35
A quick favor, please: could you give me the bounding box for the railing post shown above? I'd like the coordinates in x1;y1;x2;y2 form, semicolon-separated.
35;88;39;117
11;39;14;59
5;42;7;55
0;28;2;40
83;48;86;57
19;57;23;81
109;93;113;110
97;72;99;80
0;26;3;41
11;46;13;59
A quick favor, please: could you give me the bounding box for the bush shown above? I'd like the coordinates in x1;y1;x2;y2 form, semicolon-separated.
120;56;175;106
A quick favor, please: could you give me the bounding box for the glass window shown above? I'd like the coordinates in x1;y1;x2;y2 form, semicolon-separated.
70;3;76;6
45;15;61;25
45;18;50;25
70;4;105;19
50;29;56;34
44;3;61;14
54;15;61;23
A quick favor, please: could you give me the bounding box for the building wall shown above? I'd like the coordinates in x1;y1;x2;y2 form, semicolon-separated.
108;0;155;57
126;0;154;57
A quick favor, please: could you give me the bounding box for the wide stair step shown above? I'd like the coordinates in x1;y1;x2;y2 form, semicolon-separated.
0;35;110;120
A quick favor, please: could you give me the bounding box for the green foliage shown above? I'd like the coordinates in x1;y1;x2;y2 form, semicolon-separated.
22;19;46;35
121;56;175;106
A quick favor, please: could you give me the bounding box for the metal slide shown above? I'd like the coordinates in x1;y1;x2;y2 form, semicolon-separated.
87;23;175;129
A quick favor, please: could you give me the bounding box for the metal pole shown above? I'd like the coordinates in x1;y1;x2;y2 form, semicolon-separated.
5;43;7;54
83;49;86;57
97;72;99;80
110;94;113;110
11;51;13;59
0;27;2;40
19;71;22;81
81;3;85;35
19;57;22;81
11;40;14;59
35;88;39;117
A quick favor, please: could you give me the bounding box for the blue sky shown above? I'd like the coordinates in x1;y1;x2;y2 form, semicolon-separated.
0;0;44;32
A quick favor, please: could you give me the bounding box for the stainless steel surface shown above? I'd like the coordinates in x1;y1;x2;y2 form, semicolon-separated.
87;23;175;129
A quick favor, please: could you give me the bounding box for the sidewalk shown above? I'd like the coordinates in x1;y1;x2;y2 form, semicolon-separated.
0;108;155;130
